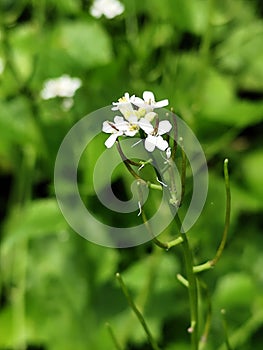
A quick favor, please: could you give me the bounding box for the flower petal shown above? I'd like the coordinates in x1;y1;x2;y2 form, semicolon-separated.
158;120;172;135
156;135;169;151
128;115;139;124
114;116;129;131
102;121;114;133
105;133;120;148
131;96;145;108
125;130;138;137
144;135;157;152
155;99;169;108
139;118;154;134
114;116;125;124
145;112;157;122
143;91;155;104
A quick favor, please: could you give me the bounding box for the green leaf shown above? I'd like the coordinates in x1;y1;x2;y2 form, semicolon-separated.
199;69;263;127
2;198;67;253
200;69;235;117
144;0;209;34
0;307;13;348
9;23;40;80
0;97;41;152
242;150;263;201
55;20;113;68
216;22;263;73
214;273;255;310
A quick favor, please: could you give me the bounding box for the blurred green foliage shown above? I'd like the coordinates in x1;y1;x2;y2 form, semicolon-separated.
0;0;263;349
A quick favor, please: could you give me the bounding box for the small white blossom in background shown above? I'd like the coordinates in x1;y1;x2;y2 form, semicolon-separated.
40;74;82;110
0;58;4;75
102;91;172;152
40;75;82;100
90;0;124;19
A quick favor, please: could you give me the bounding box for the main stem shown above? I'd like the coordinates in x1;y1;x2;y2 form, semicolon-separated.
165;144;199;349
175;216;199;350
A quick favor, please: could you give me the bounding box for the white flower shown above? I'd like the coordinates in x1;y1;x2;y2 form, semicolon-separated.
131;91;169;113
103;91;172;150
40;75;82;100
112;92;132;109
112;92;158;122
112;92;136;120
90;0;124;19
139;118;172;152
0;58;4;75
102;116;139;148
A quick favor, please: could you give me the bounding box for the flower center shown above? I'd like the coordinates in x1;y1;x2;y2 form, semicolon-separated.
129;124;139;131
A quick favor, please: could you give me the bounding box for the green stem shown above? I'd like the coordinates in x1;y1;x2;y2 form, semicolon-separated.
1;23;23;88
211;159;231;266
177;273;189;288
116;141;154;184
116;139;199;350
176;216;199;350
147;182;163;191
199;0;214;65
137;182;182;249
197;0;214;113
193;261;213;274
116;142;164;191
116;273;161;350
199;280;212;350
217;308;263;350
11;147;36;350
166;154;199;348
193;159;231;273
105;323;123;350
12;240;28;350
220;310;233;350
180;141;187;206
124;0;139;48
170;110;178;161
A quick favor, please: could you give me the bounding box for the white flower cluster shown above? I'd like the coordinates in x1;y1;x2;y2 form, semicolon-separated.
102;91;172;152
90;0;124;19
40;74;82;110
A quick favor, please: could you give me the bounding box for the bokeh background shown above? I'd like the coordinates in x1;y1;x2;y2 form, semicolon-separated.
0;0;263;349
